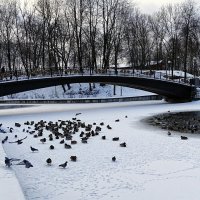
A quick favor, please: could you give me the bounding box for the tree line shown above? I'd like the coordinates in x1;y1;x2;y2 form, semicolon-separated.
0;0;199;80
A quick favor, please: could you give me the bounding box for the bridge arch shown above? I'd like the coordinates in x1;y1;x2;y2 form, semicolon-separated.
0;75;195;101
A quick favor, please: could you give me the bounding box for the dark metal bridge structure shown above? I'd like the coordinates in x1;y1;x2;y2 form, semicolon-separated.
0;73;196;102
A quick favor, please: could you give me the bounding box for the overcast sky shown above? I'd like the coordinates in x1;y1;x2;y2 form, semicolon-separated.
134;0;186;14
20;0;197;14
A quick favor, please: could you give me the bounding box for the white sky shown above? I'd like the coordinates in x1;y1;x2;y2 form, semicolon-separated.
20;0;198;14
134;0;186;14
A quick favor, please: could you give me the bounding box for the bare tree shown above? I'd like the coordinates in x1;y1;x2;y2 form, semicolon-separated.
67;0;86;73
112;1;128;74
84;0;100;74
180;0;199;81
124;6;139;73
135;12;151;72
101;0;119;71
149;10;166;69
0;0;16;79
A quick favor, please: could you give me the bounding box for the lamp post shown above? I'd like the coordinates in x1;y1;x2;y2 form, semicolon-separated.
193;57;197;79
165;58;168;80
177;56;180;71
168;60;172;80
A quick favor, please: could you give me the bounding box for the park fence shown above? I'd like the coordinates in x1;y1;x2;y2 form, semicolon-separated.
0;95;163;104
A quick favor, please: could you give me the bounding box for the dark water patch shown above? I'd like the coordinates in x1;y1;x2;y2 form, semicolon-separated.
0;105;33;110
145;111;200;134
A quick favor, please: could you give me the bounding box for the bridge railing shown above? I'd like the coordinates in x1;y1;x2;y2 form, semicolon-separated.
82;70;191;86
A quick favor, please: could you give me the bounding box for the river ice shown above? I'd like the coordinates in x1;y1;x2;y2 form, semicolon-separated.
0;100;200;200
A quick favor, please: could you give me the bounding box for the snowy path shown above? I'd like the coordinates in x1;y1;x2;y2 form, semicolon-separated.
1;101;200;200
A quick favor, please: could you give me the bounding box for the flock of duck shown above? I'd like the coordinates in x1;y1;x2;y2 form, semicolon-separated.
1;114;127;169
147;111;200;140
2;110;194;169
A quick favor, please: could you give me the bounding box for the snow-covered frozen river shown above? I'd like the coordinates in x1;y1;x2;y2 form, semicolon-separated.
1;100;200;200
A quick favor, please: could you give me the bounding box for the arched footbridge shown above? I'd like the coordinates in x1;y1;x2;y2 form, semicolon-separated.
0;74;196;102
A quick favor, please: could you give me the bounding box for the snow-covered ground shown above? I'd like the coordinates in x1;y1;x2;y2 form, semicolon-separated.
2;83;154;100
1;100;200;200
155;70;194;79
